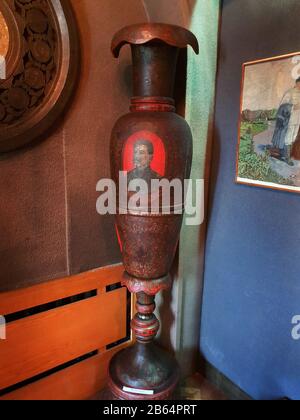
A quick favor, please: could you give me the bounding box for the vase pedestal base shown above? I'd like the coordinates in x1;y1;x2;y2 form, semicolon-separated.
107;272;179;400
108;342;179;400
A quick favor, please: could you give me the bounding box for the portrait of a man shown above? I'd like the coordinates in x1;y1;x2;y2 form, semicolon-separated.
127;139;161;186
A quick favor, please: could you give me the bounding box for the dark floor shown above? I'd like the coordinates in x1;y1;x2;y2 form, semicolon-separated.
92;373;227;400
179;373;227;400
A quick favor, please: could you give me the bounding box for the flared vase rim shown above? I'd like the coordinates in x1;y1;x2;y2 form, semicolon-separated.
111;22;199;58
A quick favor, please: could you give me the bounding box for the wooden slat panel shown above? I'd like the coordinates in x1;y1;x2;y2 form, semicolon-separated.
0;264;123;315
0;288;127;390
0;346;128;400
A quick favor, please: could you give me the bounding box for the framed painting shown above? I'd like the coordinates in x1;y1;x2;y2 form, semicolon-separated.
236;52;300;193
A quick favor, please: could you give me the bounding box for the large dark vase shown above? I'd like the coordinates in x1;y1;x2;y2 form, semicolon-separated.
108;23;199;400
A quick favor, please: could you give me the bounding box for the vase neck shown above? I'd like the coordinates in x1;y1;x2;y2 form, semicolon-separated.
130;96;175;112
131;42;179;98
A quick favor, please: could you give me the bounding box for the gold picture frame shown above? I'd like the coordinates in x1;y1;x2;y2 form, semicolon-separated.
236;52;300;193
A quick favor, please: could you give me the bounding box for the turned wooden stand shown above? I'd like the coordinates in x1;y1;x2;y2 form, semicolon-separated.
107;273;180;400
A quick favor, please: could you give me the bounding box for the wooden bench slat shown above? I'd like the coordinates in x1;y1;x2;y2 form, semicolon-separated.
0;287;127;390
0;347;127;400
0;264;123;315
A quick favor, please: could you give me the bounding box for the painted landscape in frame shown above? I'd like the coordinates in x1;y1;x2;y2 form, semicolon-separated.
236;52;300;193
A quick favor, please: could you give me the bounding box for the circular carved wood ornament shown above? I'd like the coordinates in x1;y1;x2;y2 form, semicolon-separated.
0;0;79;153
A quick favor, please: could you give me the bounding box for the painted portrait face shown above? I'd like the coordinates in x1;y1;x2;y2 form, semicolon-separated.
134;142;153;170
122;130;166;177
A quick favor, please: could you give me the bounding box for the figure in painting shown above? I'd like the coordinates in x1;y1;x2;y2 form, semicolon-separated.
127;139;161;186
272;77;300;165
271;103;292;161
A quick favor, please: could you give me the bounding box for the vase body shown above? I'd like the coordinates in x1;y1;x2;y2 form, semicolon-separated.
108;23;198;400
111;109;193;280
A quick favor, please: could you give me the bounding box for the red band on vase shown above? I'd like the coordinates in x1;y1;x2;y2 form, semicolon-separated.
130;96;175;112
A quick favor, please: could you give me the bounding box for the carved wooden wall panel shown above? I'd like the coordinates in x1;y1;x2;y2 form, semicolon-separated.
0;0;79;153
